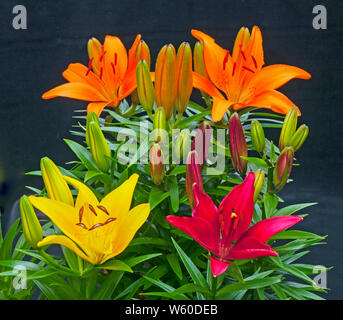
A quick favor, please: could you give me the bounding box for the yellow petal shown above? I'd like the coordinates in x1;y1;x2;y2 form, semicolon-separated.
102;203;150;263
100;174;139;220
38;235;96;264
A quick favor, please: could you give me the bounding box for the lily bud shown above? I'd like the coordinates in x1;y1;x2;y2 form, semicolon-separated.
253;169;265;202
150;143;165;185
175;42;193;114
86;112;100;147
186;151;203;208
232;27;250;60
131;40;151;105
136;59;155;113
193;41;211;107
250;119;265;153
87;37;102;76
153;107;168;143
40;157;74;206
289;124;309;152
229;113;248;177
279;107;298;151
273;147;294;192
173;129;191;163
155;44;177;120
191;121;211;170
20;195;43;249
87;120;111;172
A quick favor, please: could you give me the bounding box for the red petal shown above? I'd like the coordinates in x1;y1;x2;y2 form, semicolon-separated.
228;236;278;260
218;172;255;240
238;216;303;243
166;216;219;254
210;255;232;277
192;184;219;231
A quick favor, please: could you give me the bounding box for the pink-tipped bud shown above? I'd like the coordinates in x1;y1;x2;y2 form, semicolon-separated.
150;143;165;185
273;147;294;192
191;121;211;170
228;113;248;177
186;151;203;208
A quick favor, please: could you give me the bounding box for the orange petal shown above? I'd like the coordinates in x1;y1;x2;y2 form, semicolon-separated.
192;72;224;100
62;63;108;98
241;64;311;103
191;30;231;92
232;27;250;61
42;82;107;102
249;90;301;115
118;67;137;101
103;35;128;84
87;102;110;116
244;26;264;70
212;97;234;122
127;34;142;71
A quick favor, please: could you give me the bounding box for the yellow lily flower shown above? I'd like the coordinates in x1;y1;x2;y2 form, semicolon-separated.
29;174;150;265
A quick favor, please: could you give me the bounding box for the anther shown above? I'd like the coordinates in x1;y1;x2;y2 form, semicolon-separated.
232;62;237;77
240;48;246;61
242;66;255;73
114;53;118;66
100;67;103;79
86;58;94;76
251;55;258;69
88;204;97;216
111;62;116;75
88;223;104;231
104;217;116;224
79;206;84;223
97;205;110;215
76;223;88;230
223;50;230;70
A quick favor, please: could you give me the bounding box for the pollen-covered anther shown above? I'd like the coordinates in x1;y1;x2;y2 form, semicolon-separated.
232;62;237;77
76;222;88;230
97;205;110;215
86;58;94;76
88;223;104;231
88;204;97;216
251;55;258;69
104;217;116;224
242;66;255;73
223;50;230;70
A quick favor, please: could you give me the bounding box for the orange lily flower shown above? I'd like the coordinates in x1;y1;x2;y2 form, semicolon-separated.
42;34;142;116
192;27;311;122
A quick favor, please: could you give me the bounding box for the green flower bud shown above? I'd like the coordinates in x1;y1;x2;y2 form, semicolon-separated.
289;124;309;151
20;195;43;249
173;129;191;163
40;157;74;206
153;107;168;143
250;119;265;153
86;112;100;147
136;59;155;113
273;147;294;192
87;120;111;172
279;107;298;151
253;169;265;202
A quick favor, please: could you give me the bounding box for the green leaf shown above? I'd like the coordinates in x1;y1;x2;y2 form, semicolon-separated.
94;271;124;300
216;277;282;299
143;276;188;300
97;259;132;272
171;238;209;290
177;111;211;129
168;165;186;176
264;193;279;218
274;202;318;216
271;230;324;240
126;253;162;268
225;263;244;283
149;188;170;210
240;156;269;168
64;139;98;171
168;176;179;213
129;237;168;247
166;254;183;280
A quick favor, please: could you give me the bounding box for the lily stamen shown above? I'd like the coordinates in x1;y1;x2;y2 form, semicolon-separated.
79;206;84;223
88;204;97;216
86;58;94;76
242;66;255;73
223;50;230;70
97;205;110;215
251;55;258;69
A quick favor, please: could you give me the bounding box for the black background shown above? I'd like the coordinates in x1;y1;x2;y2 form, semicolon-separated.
0;0;342;299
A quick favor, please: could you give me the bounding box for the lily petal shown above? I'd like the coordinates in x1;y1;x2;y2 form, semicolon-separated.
192;72;224;100
191;30;231;92
210;255;232;277
166;215;219;254
42;82;107;102
212;97;233;122
87;102;110;116
244;26;264;70
237;216;303;244
104;203;150;262
248;89;301;116
242;64;311;102
100;174;139;221
219;172;255;240
228;236;278;260
38;235;96;264
192;184;219;231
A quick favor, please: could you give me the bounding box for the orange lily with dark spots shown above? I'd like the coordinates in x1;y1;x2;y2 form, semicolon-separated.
42;34;142;116
192;26;311;122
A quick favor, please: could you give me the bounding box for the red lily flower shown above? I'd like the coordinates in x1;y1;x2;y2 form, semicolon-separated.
166;172;302;277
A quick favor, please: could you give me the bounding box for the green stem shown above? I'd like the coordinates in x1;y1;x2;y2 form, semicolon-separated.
211;273;218;299
39;249;79;276
122;104;137;118
173;112;183;128
267;167;274;193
